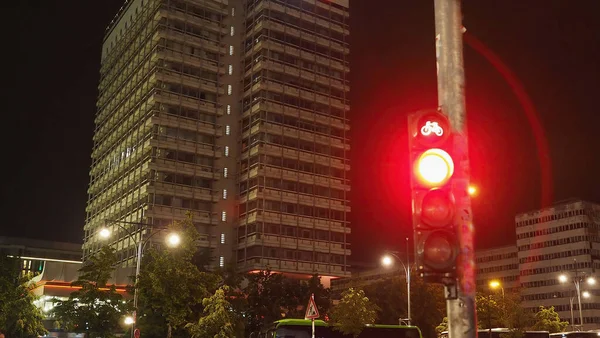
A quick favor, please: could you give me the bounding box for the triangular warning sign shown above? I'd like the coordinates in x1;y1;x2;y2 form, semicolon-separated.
305;294;320;319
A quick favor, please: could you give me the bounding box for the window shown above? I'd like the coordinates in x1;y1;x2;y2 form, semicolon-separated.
221;211;227;221
223;167;228;177
230;26;234;36
231;7;235;16
219;256;225;267
227;85;232;95
223;189;228;199
225;125;230;135
224;146;229;156
226;105;231;115
221;233;226;244
229;45;234;55
228;64;233;75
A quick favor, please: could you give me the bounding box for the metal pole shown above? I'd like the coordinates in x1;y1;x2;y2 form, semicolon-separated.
575;280;583;330
569;297;575;331
406;238;411;326
132;239;143;338
434;0;476;337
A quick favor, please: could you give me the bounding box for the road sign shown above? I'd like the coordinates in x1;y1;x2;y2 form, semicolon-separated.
134;329;140;338
305;294;319;319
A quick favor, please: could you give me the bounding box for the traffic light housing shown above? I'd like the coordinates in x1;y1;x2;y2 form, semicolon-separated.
408;110;459;284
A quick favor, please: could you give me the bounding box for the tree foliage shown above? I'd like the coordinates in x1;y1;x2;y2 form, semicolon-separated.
243;270;288;334
0;255;47;338
186;286;236;338
241;270;332;335
136;217;220;338
329;288;378;338
436;317;448;336
52;246;130;338
531;306;568;333
363;275;445;338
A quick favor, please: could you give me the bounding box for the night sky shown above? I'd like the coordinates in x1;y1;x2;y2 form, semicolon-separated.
2;1;599;266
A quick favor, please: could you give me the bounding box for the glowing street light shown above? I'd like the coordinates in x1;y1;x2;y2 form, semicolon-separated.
559;274;568;283
381;255;393;267
582;291;591;299
467;185;477;197
167;233;181;247
124;316;135;325
99;228;111;239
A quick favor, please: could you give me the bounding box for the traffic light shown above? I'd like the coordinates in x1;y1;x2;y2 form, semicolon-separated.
408;109;459;284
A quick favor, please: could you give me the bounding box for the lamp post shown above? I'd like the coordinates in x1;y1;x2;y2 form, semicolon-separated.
382;238;412;326
558;262;596;331
99;220;181;337
488;280;504;333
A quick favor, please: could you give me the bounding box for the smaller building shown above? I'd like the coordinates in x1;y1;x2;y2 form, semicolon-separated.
0;236;131;328
475;245;519;292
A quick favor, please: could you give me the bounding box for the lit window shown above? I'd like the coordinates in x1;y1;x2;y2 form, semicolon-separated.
229;45;234;55
230;26;234;36
228;65;233;75
221;233;226;244
227;85;232;95
223;189;228;199
231;7;235;16
226;125;230;135
221;211;227;222
224;146;229;157
223;167;228;177
219;256;225;267
226;105;231;115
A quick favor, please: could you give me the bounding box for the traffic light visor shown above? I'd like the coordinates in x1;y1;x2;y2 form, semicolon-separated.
416;148;454;186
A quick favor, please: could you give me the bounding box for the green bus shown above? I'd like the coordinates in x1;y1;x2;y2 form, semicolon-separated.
257;319;422;338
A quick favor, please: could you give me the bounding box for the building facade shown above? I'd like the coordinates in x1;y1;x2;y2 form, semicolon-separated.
84;0;351;279
475;245;519;292
516;199;600;330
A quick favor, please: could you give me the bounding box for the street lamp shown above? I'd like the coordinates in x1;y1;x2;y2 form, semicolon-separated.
559;266;596;331
99;221;180;338
489;280;505;332
382;238;412;326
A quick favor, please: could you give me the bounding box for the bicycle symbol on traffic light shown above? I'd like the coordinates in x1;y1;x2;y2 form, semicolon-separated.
420;121;444;137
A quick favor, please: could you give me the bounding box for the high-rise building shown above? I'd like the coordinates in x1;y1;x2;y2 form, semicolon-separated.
83;0;351;280
516;199;600;330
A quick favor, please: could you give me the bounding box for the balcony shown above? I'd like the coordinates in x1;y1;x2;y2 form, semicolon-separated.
147;181;220;202
238;210;349;232
239;165;350;191
144;204;218;225
243;101;349;131
241;187;349;213
148;157;221;180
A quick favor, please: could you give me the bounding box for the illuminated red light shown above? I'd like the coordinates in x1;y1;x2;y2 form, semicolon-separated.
415;148;454;186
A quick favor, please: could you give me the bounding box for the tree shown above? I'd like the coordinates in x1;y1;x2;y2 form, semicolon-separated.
136;217;220;338
436;317;448;336
243;270;288;334
532;306;568;333
52;246;130;338
409;277;446;338
0;255;47;338
186;286;236;338
363;276;408;324
476;293;503;329
329;288;378;338
305;274;332;318
364;275;445;337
